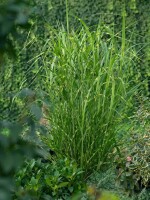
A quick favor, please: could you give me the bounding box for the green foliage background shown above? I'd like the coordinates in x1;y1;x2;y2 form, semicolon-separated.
0;0;150;120
38;0;150;97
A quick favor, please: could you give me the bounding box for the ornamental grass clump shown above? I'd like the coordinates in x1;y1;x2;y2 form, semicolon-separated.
43;23;135;176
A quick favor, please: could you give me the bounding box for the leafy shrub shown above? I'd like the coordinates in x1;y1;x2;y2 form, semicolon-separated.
15;157;85;200
0;122;35;200
0;2;43;199
0;87;48;200
115;134;150;194
115;99;150;194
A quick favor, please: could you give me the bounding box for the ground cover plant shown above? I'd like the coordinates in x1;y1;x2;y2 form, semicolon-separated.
15;157;85;200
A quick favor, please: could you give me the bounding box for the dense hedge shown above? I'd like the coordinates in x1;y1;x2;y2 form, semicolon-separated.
0;0;149;120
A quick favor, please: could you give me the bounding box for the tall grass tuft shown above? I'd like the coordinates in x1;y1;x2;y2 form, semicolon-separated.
43;23;135;176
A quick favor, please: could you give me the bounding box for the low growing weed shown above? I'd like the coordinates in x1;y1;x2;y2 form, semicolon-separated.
15;157;85;200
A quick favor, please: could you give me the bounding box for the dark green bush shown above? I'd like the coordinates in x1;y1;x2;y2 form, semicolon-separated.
0;2;40;200
15;157;85;200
